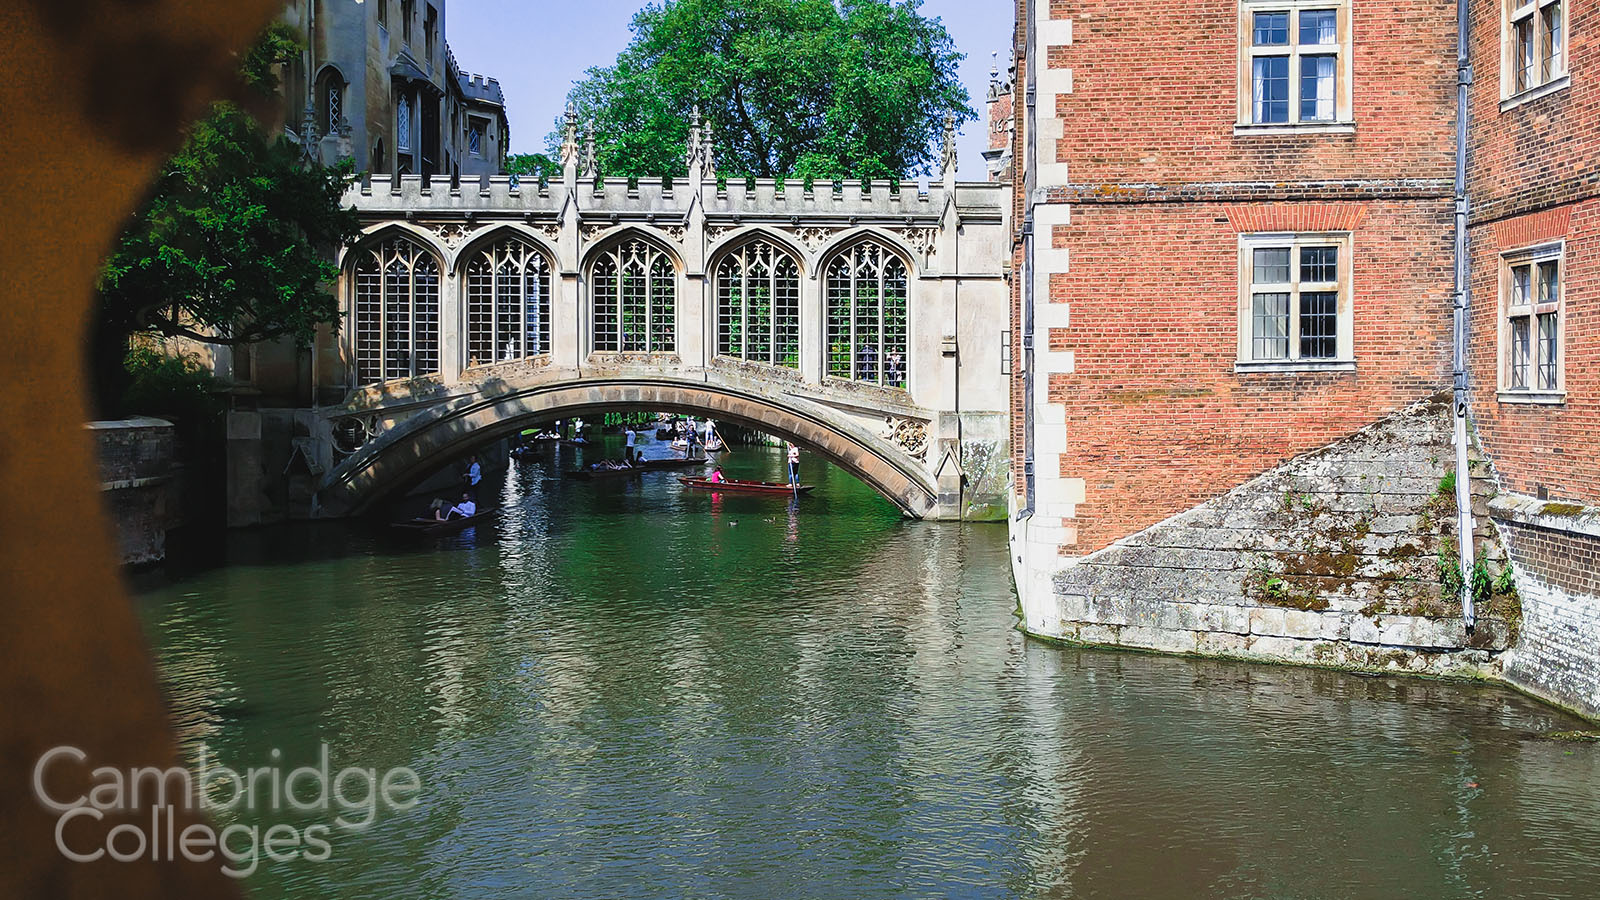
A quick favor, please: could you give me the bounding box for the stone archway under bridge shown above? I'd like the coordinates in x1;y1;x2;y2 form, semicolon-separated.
315;369;1009;521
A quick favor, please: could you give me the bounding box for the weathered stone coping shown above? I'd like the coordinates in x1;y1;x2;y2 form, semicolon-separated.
1019;624;1600;724
1489;494;1600;539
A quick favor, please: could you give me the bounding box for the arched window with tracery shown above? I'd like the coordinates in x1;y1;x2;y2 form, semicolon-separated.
316;68;345;136
351;236;441;385
464;237;552;366
824;240;909;388
591;239;676;353
716;238;800;368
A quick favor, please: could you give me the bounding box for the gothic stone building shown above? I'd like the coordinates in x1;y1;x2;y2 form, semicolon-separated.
278;0;508;179
219;0;509;404
1006;0;1600;719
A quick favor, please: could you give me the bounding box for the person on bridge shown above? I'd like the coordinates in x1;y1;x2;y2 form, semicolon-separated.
435;491;477;520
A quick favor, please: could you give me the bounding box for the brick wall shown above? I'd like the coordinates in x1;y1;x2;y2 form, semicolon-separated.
1047;0;1457;187
1049;199;1454;551
1497;510;1600;718
1465;0;1600;506
1467;0;1600;223
1469;198;1600;504
1462;0;1600;722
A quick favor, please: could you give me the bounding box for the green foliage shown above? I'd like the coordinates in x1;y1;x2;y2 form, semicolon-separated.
238;22;303;97
1470;558;1494;610
97;102;359;350
1438;539;1464;598
120;346;224;425
1493;563;1518;599
555;0;972;179
506;153;562;181
96;24;358;364
1438;470;1457;496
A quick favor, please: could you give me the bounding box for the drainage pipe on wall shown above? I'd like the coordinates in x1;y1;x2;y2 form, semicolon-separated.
1452;0;1476;631
1017;0;1037;521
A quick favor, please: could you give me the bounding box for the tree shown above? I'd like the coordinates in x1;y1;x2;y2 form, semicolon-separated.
93;25;360;409
97;106;358;349
506;153;562;181
554;0;971;180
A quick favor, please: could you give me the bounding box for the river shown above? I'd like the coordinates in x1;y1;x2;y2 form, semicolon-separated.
136;438;1600;899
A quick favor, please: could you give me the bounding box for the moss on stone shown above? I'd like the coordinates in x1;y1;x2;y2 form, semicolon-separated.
1540;502;1587;517
1544;731;1600;743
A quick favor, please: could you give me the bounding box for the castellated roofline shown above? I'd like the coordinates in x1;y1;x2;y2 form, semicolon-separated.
351;173;1007;224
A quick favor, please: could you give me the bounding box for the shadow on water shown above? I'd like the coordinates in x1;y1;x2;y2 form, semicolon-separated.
133;439;1600;900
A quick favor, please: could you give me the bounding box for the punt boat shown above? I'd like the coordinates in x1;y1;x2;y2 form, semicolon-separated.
677;476;812;495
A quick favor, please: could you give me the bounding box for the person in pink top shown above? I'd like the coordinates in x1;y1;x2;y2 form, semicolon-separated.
707;467;726;483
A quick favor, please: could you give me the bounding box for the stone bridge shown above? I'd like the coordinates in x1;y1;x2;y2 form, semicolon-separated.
308;117;1011;520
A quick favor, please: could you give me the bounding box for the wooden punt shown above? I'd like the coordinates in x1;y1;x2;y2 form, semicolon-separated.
390;511;494;533
677;477;813;495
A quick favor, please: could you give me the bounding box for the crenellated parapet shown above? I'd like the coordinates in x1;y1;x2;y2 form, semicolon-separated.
350;174;1000;230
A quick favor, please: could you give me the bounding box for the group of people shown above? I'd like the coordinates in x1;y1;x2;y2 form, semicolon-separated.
431;454;482;520
432;430;802;516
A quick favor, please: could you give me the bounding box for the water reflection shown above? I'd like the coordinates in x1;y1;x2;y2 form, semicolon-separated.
138;441;1600;900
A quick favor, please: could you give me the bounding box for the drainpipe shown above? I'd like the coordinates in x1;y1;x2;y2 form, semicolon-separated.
1017;0;1038;520
1452;0;1475;632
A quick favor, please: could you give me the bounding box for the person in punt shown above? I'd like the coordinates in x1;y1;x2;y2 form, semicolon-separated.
434;491;477;520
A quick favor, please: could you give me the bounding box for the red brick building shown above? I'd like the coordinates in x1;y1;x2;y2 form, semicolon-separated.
1004;0;1597;715
1465;0;1600;716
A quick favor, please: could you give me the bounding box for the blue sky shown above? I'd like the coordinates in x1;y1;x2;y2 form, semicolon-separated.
446;0;1013;179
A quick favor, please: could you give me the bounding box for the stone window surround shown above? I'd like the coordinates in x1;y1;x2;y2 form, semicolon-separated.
1497;239;1565;404
1500;0;1568;108
713;238;803;369
1235;231;1356;373
462;238;552;369
1234;0;1354;135
588;238;679;355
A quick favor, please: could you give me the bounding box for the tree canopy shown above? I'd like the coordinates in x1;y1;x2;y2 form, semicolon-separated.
506;152;562;181
553;0;971;180
96;26;359;351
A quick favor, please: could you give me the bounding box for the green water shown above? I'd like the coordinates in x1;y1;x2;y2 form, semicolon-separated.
138;440;1600;899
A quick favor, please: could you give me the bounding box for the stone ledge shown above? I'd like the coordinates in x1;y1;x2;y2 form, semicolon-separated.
1056;610;1510;652
1490;494;1600;540
1037;620;1505;680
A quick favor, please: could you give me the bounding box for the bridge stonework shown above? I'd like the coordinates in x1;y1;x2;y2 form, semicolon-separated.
308;142;1011;520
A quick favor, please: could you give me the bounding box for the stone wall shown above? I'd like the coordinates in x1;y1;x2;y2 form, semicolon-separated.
1020;396;1521;677
1493;497;1600;719
89;418;179;565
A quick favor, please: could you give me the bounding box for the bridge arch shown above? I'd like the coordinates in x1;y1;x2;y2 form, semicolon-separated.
318;376;940;519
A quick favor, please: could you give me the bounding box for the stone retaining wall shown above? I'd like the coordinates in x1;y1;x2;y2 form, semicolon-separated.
89;418;178;565
1493;497;1600;719
1021;396;1519;678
